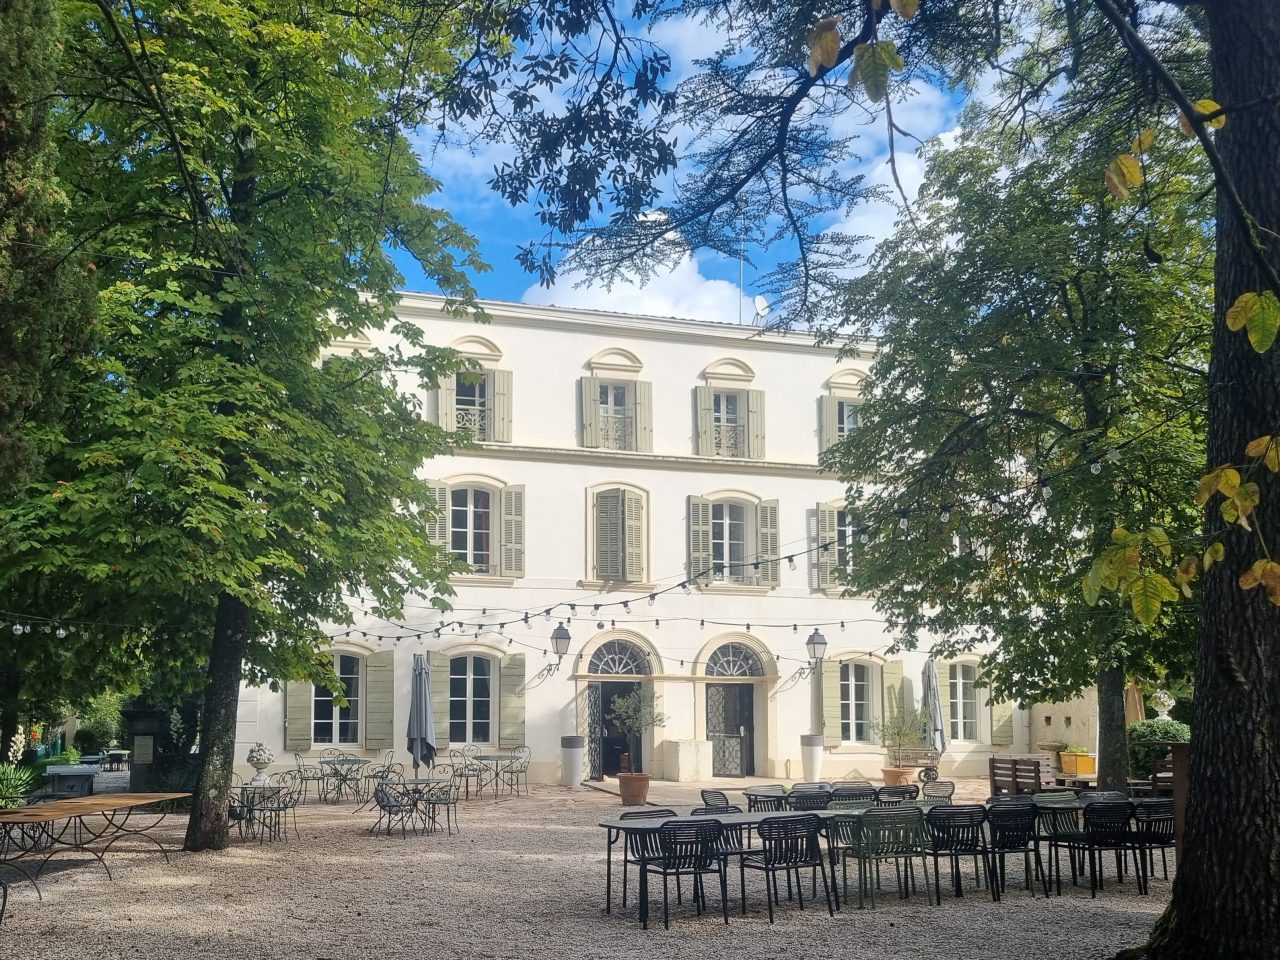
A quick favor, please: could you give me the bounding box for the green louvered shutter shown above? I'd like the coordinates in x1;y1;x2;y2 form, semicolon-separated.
816;504;839;588
747;389;766;459
498;654;527;748
818;395;839;455
580;376;602;448
425;481;449;546
363;651;395;750
633;380;653;452
284;680;312;753
756;499;780;587
694;386;714;455
500;484;525;578
882;659;905;721
429;651;451;745
623;489;645;582
990;697;1015;746
595;488;625;581
438;374;457;431
491;369;513;442
822;662;843;747
687;495;713;584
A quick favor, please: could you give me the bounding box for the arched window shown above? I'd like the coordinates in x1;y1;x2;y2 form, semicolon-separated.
588;640;651;675
313;653;363;745
706;642;765;677
450;654;495;744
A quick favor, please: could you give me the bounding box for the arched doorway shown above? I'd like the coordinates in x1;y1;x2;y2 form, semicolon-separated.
705;641;765;776
586;638;652;780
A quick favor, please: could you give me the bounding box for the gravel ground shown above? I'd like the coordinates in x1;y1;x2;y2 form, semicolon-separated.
0;787;1167;960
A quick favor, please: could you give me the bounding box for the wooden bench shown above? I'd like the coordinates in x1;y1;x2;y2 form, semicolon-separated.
988;753;1054;795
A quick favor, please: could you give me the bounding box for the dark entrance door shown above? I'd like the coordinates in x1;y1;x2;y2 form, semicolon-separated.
707;683;755;777
589;680;641;779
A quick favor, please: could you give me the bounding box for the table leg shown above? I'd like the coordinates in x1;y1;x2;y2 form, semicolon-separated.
605;829;618;914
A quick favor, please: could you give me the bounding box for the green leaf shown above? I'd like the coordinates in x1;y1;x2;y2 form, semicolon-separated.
1082;562;1103;605
1226;292;1258;332
854;41;902;102
1130;572;1178;626
1147;526;1172;558
1203;542;1226;569
1246;291;1280;353
890;0;919;18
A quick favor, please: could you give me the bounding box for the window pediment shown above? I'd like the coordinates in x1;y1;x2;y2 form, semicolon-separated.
702;357;755;385
587;347;644;378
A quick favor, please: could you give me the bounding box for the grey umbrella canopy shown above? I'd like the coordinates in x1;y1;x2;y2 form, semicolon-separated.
921;660;948;756
406;653;438;772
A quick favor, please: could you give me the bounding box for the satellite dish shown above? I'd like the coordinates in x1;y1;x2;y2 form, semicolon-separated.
753;295;771;322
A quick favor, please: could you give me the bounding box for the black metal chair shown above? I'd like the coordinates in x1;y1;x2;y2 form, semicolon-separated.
925;805;990;904
497;745;532;797
921;780;956;804
748;790;786;812
854;806;931;908
739;814;833;922
691;804;742;816
832;780;874;791
639;819;729;930
875;784;920;806
422;763;459;835
987;800;1050;899
1133;798;1175;884
786;790;831;811
619;808;678;910
791;781;831;791
831;785;877;803
700;789;731;810
1059;800;1144;898
369;781;416;837
292;753;326;804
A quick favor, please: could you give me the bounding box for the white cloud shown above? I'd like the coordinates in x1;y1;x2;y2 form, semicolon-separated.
521;249;755;324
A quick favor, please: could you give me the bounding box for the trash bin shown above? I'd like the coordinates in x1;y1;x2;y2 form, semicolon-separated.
561;736;585;789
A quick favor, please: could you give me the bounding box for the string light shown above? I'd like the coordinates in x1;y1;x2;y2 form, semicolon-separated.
939;505;952;523
681;582;691;594
1090;461;1102;474
786;556;797;571
648;593;656;606
1041;482;1052;499
898;512;909;531
622;601;631;613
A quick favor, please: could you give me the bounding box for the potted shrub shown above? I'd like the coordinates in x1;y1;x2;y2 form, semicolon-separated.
1128;718;1191;778
1059;746;1097;777
871;705;929;786
608;687;667;805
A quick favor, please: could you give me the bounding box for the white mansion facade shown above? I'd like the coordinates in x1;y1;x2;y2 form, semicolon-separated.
233;293;1030;783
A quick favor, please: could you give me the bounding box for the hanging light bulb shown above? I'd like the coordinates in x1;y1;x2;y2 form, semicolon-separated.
681;581;691;595
1106;448;1121;463
648;593;656;606
859;529;870;544
1090;461;1102;475
792;624;798;633
543;609;552;621
786;556;797;571
1041;483;1052;499
939;505;952;523
12;623;22;635
56;626;67;640
654;619;660;628
622;601;631;613
699;619;705;629
898;513;909;531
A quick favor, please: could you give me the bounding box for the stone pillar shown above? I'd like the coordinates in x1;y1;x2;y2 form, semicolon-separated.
120;708;168;792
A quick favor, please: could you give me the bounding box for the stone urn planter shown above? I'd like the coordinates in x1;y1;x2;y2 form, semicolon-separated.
617;772;651;805
881;766;917;787
246;742;274;785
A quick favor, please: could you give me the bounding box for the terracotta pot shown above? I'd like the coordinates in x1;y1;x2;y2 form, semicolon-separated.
881;767;913;787
617;772;651;805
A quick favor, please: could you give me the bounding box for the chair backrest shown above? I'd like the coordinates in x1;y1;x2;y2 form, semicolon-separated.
832;780;874;791
787;790;831;811
1084;800;1135;843
863;806;926;855
828;799;874;813
700;788;731;810
374;782;407;812
986;800;1039;851
621;807;677;820
1132;799;1174;842
621;808;678;857
657;819;723;871
691;804;742;816
791;782;831;791
757;814;823;865
462;744;480;760
925;804;986;851
876;784;920;806
294;753;314;771
921;780;956;802
320;748;342;761
1034;790;1079;805
831;786;877;802
751;796;785;812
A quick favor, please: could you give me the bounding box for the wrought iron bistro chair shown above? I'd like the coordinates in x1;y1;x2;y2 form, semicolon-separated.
925;805;991;904
497;746;532;797
986;800;1050;900
639;819;729;930
875;784;920;806
293;754;327;804
1132;799;1176;885
619;808;679;910
855;806;932;908
700;789;732;811
369;781;416;838
419;763;460;835
739;813;834;923
258;771;303;842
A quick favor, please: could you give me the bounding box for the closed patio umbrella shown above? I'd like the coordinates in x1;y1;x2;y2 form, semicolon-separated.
921;660;948;756
406;653;438;773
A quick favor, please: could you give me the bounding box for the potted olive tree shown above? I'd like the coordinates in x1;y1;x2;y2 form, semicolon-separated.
608;687;667;805
871;705;929;786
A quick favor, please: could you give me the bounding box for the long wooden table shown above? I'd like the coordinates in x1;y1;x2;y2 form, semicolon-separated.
0;792;189;924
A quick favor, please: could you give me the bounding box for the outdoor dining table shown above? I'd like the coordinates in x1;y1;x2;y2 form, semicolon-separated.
237;784;285;840
472;753;512;798
320;758;370;802
401;777;452;831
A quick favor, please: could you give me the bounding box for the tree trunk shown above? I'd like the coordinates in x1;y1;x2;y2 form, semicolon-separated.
1095;664;1128;792
183;592;249;851
1143;1;1280;955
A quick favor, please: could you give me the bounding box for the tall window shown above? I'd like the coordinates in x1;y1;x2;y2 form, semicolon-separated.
455;373;488;437
836;509;852;571
712;391;745;457
711;501;748;582
449;655;493;744
450;487;492;573
840;662;870;742
313;654;361;745
598;383;633;450
836;400;860;438
949;663;979;741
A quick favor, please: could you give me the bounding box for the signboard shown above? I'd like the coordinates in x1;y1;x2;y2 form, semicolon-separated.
133;735;155;765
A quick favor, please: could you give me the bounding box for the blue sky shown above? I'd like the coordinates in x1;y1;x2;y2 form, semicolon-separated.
393;22;967;324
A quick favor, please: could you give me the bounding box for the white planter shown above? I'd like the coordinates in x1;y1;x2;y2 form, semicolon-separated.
560;736;585;790
800;734;824;783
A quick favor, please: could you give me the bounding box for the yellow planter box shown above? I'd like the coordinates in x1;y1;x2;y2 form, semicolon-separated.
1059;752;1097;777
